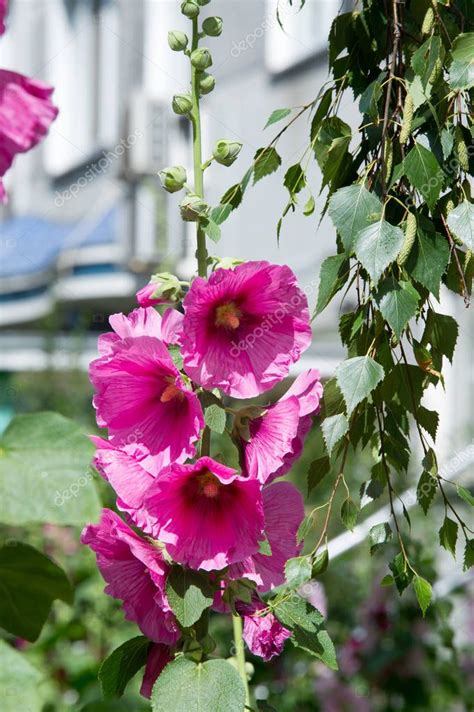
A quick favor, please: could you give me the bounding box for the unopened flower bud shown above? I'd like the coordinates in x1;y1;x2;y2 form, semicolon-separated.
136;272;184;306
202;16;223;37
180;194;209;221
213;139;243;167
181;1;200;19
190;47;213;71
197;0;211;5
172;93;193;115
168;30;188;51
159;165;187;193
199;72;216;95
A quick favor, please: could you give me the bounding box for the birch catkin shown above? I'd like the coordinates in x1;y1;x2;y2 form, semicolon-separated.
455;125;469;171
400;94;414;145
398;212;417;266
421;7;435;35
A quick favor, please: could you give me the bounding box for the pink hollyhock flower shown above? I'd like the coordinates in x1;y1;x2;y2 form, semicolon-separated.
240;599;291;661
140;644;173;699
229;480;304;591
96;307;181;356
91;436;156;531
136;282;165;307
0;70;58;203
141;457;265;571
0;0;7;35
181;261;311;398
81;509;179;645
238;369;323;483
90;310;203;469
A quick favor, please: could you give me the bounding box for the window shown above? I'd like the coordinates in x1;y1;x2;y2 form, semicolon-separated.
265;0;343;75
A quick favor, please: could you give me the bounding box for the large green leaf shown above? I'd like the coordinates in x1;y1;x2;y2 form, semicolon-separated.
151;657;245;712
253;147;281;184
404;143;444;210
451;33;474;62
328;184;382;250
0;412;99;526
406;228;450;299
321;414;349;455
377;279;420;338
411;36;442;88
447;201;474;251
449;33;474;89
0;640;43;712
336;356;385;416
166;566;214;628
353;218;404;284
274;596;337;670
0;542;73;641
99;637;150;700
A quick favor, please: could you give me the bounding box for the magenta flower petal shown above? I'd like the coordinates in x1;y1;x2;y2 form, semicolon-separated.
229;481;304;592
98;307;163;356
81;510;179;644
136;282;168;307
0;70;58;201
241;369;323;482
0;0;8;35
240;599;291;661
161;308;184;346
140;644;173;699
141;457;265;571
90;333;204;468
181;261;312;397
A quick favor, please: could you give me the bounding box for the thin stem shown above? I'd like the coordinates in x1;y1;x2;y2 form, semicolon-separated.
190;17;208;278
232;614;250;707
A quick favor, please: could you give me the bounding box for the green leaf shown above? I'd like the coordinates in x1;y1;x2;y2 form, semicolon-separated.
285;556;313;588
313;117;351;189
0;640;42;712
151;657;245;712
456;485;474;507
314;254;350;316
413;576;432;617
336;356;385;416
439;517;458;558
353;218;405;285
463;539;474;571
328;183;382;250
253;147;281;184
307;456;330;495
0;542;73;641
411;36;442;88
274;596;337;670
321;413;348;455
359;74;384;119
0;412;99;526
284;163;306;195
297;515;314;544
264;108;291;129
417;406;439;440
377;279;420;338
311;549;329;576
389;552;412;595
166;567;214;628
303;194;315;216
220;183;243;210
380;574;394;587
258;537;273;557
447;201;474;251
204;404;226;434
340;497;358;531
448;60;474;89
168;344;184;370
404;143;444;210
203;219;221;243
81;702;135;712
209;203;232;225
406;229;450;300
451;32;474;62
99;637;150;700
423;311;459;363
369;522;392;554
417;471;437;515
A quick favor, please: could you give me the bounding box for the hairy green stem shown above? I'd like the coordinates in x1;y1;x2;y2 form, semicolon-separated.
191;16;208;278
232;613;250;706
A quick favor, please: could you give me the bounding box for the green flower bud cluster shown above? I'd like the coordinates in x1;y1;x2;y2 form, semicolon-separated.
159;166;187;193
212;139;243;167
149;272;185;302
180;194;210;221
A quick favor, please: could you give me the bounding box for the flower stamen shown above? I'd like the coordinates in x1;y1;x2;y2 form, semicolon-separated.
215;302;242;330
196;469;222;498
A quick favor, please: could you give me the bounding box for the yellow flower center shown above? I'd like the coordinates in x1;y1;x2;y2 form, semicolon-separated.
215;302;242;330
196;470;222;499
160;377;185;403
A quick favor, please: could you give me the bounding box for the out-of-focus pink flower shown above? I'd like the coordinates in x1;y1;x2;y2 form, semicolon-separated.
81;510;179;644
140;457;265;572
181;261;311;398
229;480;305;591
238;369;323;483
0;70;58;202
89;311;203;470
140;644;173;699
240;598;291;661
0;1;8;36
